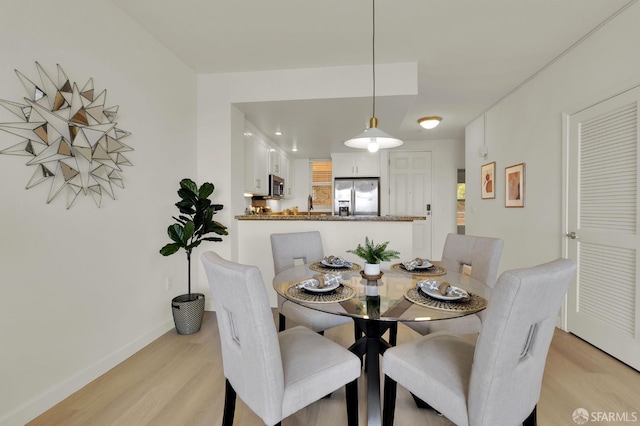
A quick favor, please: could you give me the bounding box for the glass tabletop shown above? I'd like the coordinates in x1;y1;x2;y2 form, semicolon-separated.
273;263;489;323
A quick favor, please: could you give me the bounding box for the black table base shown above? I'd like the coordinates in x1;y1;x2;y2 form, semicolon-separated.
349;319;397;426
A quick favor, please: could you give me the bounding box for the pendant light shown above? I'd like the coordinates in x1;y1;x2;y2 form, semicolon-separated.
344;0;402;153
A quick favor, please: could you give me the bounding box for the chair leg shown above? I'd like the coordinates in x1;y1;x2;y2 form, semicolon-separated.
345;379;359;426
382;375;397;426
278;313;286;332
523;405;537;426
223;379;236;426
353;319;363;342
389;323;397;346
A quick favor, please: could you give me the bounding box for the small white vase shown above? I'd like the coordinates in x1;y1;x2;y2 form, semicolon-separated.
364;262;381;276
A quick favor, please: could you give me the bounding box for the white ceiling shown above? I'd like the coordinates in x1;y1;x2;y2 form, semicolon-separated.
111;0;633;159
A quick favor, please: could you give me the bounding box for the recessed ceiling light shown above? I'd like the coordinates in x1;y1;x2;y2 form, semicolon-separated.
418;116;442;129
292;147;298;152
243;131;253;136
275;131;283;136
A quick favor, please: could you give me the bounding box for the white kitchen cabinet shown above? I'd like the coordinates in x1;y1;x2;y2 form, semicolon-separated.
331;153;380;177
268;149;294;198
269;149;281;176
244;132;269;195
282;155;295;198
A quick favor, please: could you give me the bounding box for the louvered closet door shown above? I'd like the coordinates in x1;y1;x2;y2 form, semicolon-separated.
567;86;640;371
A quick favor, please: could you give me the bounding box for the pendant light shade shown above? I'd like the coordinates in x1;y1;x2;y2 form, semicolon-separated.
345;117;403;153
344;0;402;152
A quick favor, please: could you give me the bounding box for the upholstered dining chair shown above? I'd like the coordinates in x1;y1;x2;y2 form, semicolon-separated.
382;258;576;426
201;251;360;426
405;233;504;336
271;231;352;334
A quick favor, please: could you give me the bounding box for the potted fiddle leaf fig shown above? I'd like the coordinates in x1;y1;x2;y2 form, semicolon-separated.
160;178;228;335
347;236;400;277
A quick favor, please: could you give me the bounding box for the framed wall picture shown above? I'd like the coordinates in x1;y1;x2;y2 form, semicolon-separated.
505;163;525;207
481;162;496;199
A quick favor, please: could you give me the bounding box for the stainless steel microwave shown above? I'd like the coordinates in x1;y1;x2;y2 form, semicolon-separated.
269;174;284;199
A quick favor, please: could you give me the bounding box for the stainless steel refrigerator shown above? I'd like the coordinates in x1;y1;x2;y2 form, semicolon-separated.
334;177;380;216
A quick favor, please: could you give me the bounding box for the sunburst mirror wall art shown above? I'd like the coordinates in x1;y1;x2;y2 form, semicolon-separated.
0;62;133;209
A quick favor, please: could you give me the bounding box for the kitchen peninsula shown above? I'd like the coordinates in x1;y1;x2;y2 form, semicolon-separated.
236;214;427;306
236;214;424;222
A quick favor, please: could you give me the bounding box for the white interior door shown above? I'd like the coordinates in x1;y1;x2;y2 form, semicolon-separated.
566;86;640;371
389;151;432;259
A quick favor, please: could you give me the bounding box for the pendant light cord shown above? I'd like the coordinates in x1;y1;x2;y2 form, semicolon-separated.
372;0;376;119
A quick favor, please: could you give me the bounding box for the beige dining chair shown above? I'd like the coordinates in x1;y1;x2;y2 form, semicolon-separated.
382;258;576;426
405;233;504;336
201;251;360;426
271;231;352;334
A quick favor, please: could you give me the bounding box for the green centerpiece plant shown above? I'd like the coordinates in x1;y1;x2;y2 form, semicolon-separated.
160;178;228;334
347;236;400;276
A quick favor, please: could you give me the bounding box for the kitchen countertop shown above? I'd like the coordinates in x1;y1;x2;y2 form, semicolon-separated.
235;214;426;222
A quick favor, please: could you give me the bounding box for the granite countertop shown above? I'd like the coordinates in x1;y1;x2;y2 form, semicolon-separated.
235;214;426;222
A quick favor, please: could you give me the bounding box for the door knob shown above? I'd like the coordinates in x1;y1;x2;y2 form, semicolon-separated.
566;231;578;239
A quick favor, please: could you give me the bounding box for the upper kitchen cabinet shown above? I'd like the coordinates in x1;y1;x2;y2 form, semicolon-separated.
244;130;269;195
331;152;380;177
281;155;295;199
269;149;286;177
268;148;294;198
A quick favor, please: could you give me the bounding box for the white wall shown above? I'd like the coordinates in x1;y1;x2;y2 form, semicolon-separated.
465;2;640;272
0;1;197;424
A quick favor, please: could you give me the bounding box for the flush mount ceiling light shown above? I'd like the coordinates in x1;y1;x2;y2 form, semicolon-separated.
418;116;442;130
344;0;402;154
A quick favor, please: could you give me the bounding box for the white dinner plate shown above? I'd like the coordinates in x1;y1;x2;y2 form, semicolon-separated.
321;259;349;268
301;279;341;293
417;280;468;301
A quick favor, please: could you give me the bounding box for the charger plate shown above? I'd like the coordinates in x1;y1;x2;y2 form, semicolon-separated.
391;263;447;277
404;287;487;312
309;261;362;273
285;282;355;304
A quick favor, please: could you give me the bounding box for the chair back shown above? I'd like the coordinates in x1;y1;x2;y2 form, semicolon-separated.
201;251;284;423
467;258;576;426
270;231;325;275
441;233;504;288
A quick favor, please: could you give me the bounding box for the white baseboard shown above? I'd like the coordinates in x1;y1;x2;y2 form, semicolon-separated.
0;319;175;426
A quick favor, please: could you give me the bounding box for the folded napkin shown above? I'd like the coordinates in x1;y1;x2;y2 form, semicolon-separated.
418;279;468;298
323;255;353;267
298;273;342;289
402;257;431;271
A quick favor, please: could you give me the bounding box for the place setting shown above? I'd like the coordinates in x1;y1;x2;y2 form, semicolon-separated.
390;257;447;276
404;279;487;312
285;272;356;303
309;255;362;273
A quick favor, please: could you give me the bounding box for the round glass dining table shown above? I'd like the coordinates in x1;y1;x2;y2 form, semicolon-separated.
273;263;489;426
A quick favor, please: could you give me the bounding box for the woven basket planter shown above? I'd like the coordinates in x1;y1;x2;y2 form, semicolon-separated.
171;293;205;335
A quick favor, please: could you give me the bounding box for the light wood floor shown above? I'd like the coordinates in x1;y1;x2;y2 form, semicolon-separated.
29;311;640;426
